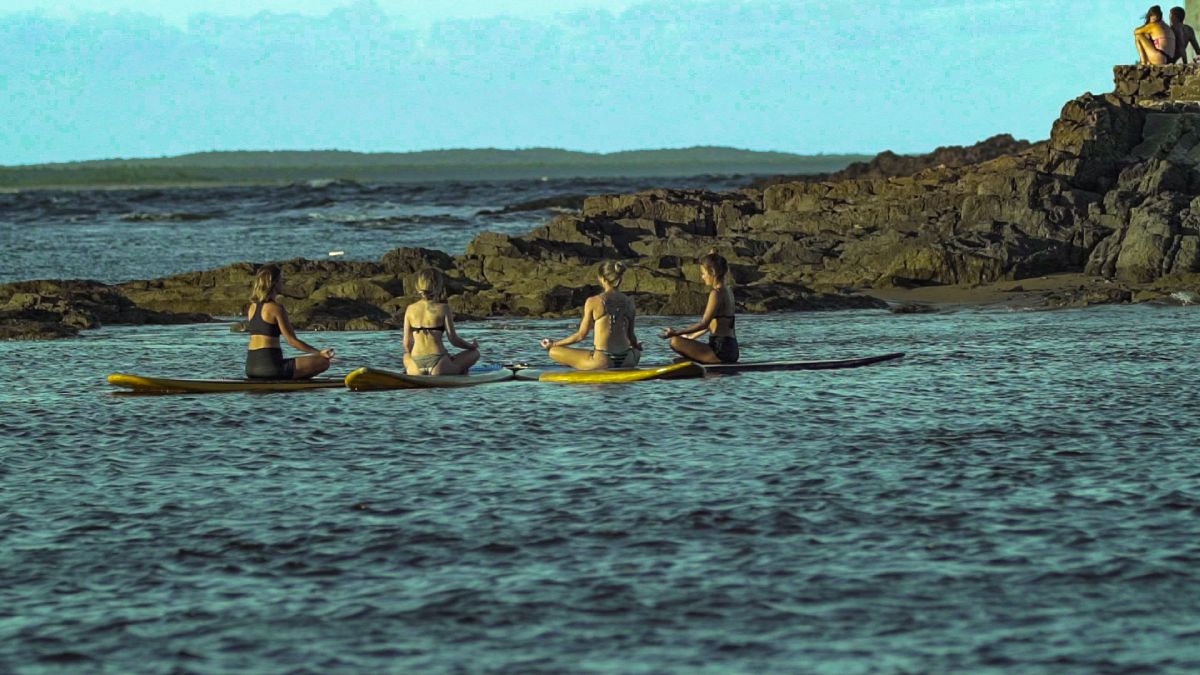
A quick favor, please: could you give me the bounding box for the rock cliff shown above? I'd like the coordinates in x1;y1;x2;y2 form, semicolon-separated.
8;65;1200;339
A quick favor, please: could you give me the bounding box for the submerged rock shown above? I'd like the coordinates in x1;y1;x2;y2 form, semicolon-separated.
477;194;587;215
889;303;939;314
119;212;215;222
0;311;81;340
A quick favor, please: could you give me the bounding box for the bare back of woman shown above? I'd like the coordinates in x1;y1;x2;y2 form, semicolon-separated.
540;261;643;370
402;269;479;376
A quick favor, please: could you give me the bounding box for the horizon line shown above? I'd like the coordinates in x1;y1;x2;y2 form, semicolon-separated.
2;137;1030;169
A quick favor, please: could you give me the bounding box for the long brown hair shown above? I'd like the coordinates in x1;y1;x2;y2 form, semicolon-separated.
249;264;281;303
699;248;729;283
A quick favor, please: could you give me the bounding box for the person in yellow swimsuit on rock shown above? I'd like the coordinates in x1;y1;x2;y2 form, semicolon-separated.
1136;5;1176;64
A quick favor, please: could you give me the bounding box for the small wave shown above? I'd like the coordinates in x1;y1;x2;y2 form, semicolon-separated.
288;197;336;209
39;652;96;664
314;213;469;229
1170;291;1198;305
119;212;216;222
297;178;362;190
477;194;585;216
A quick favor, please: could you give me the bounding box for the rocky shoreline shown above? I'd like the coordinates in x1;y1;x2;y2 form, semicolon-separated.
8;65;1200;340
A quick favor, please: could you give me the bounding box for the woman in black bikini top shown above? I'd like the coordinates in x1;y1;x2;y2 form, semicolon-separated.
244;264;335;379
660;250;739;364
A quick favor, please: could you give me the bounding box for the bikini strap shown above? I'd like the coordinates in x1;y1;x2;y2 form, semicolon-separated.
602;293;625;326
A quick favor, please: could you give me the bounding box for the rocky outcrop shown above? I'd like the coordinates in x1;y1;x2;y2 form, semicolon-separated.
11;65;1200;340
0;280;213;339
751;134;1041;188
1112;64;1200;105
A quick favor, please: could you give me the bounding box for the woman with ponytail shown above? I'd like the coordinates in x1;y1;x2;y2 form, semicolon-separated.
403;268;479;375
245;264;335;379
539;260;643;370
660;249;739;364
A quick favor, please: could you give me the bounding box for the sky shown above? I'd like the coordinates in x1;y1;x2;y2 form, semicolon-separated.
0;0;1151;164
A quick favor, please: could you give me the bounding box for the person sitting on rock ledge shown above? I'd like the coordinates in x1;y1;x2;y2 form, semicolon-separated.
403;268;479;376
539;260;643;370
1170;6;1200;63
1135;5;1176;65
660;249;739;365
245;264;335;379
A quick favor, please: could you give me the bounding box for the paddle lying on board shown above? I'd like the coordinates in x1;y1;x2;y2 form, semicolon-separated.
701;352;905;374
344;365;514;391
107;374;345;394
514;361;704;383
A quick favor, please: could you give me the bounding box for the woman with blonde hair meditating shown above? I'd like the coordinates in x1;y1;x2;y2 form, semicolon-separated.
402;268;479;375
538;261;643;370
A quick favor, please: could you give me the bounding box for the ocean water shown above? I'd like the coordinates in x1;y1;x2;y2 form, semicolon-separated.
0;176;751;284
4;305;1200;673
4;180;1200;672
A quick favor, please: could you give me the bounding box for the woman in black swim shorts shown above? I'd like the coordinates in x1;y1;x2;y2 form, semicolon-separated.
245;264;335;379
660;249;739;364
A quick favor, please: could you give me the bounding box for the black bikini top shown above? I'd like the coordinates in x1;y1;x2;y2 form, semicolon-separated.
411;324;446;333
600;293;630;327
248;301;281;337
712;314;736;327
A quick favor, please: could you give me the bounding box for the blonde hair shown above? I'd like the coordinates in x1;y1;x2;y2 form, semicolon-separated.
699;248;729;282
249;264;281;303
414;268;446;301
598;260;626;287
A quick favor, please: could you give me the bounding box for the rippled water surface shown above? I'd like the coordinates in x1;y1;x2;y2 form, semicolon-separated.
0;175;751;284
5;305;1200;673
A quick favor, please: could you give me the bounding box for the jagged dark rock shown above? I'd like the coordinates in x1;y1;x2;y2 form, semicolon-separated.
0;280;213;339
750;134;1041;188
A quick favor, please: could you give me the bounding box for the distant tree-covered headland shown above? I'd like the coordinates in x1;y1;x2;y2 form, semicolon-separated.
0;148;871;189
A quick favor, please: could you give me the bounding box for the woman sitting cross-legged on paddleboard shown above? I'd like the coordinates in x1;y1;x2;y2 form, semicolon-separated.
539;260;644;370
403;268;479;376
245;264;335;379
660;250;739;364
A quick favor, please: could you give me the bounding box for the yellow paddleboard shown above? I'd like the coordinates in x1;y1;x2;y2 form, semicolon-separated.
344;366;514;391
107;373;344;394
536;361;703;383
